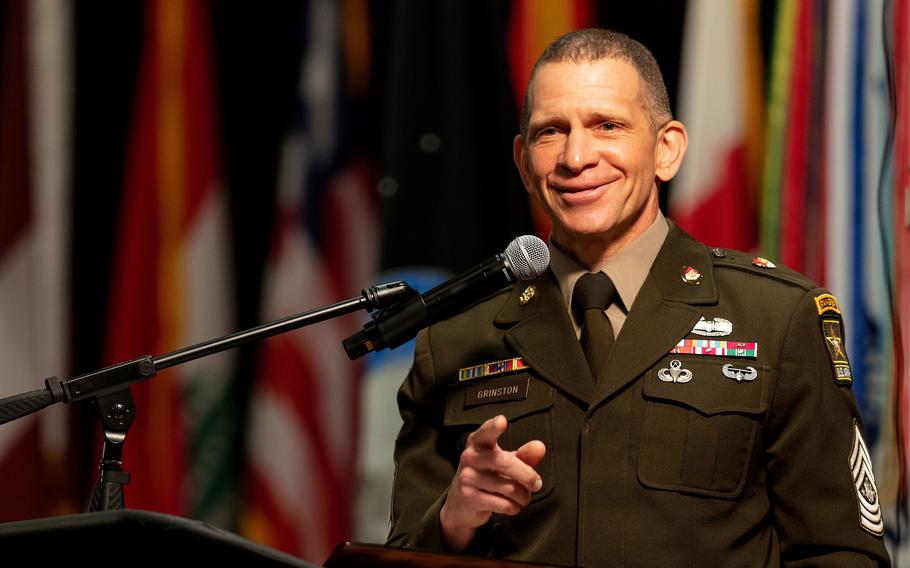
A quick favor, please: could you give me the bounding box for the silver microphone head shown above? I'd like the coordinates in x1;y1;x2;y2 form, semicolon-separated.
504;235;550;281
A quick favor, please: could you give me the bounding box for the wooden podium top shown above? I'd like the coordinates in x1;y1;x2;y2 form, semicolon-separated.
324;542;567;568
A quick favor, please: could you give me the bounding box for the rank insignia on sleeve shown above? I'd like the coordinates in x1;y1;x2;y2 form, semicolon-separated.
850;422;884;536
814;293;841;315
821;317;852;385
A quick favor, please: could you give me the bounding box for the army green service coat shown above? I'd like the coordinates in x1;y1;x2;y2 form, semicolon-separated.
387;223;891;567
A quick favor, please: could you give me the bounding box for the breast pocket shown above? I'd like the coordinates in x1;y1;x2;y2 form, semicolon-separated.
638;356;770;499
444;373;556;501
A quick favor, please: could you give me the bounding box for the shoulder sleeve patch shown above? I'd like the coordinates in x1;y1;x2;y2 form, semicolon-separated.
814;293;841;315
821;316;852;385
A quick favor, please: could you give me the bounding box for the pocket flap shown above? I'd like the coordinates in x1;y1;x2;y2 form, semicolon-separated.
444;373;555;427
643;356;769;416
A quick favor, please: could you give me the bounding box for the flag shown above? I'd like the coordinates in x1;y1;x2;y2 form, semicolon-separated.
241;0;376;561
103;0;236;521
508;0;596;238
886;0;910;551
0;0;72;521
671;0;763;251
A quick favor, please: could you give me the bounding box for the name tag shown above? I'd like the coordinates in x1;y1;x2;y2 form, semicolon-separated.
463;375;530;408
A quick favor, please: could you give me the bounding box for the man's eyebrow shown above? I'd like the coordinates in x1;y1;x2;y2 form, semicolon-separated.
527;116;565;132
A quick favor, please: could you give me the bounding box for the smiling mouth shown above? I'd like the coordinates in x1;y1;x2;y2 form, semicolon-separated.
550;178;617;194
553;184;601;193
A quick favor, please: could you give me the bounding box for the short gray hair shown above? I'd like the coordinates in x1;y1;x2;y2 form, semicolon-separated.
520;29;672;138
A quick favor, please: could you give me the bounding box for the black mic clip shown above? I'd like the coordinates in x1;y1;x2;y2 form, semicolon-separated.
361;280;418;312
342;281;422;359
344;281;425;359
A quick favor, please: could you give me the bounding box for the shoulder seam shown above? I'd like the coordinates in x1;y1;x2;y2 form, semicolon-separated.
711;259;815;290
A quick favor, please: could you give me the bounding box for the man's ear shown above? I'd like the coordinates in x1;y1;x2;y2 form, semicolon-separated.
513;134;532;193
655;120;688;183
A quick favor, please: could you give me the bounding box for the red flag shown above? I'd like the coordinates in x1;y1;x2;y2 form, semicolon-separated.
671;0;763;252
0;0;42;522
777;0;814;274
104;0;233;516
508;0;595;239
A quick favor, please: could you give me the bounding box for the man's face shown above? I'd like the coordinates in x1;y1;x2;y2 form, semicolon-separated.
515;58;670;247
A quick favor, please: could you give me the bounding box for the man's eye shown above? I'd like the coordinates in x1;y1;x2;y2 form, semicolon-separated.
538;127;558;137
600;122;616;131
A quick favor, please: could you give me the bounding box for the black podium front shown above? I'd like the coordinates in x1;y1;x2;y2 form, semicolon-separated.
0;510;317;567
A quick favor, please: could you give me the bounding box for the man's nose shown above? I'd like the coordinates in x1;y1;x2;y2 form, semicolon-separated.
559;129;598;173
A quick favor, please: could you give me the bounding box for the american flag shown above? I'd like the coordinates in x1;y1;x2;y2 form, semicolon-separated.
240;0;376;562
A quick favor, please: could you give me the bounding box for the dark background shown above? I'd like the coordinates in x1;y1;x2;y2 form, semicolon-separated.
66;0;710;501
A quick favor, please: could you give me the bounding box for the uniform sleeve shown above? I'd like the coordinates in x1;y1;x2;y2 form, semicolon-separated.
765;288;891;566
385;328;457;551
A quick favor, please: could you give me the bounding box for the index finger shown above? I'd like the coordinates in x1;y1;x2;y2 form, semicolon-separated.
466;415;508;450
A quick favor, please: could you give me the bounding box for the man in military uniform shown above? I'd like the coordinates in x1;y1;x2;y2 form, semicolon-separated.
386;29;891;566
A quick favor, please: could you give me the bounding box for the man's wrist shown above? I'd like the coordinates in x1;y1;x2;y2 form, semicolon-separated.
439;498;480;552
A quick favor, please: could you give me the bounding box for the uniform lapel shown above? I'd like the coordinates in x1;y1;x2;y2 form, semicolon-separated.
494;272;595;405
591;223;719;408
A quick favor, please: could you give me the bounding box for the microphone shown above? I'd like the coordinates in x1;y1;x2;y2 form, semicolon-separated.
343;235;550;359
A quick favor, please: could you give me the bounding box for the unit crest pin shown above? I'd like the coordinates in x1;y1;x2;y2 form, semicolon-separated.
519;286;536;305
680;266;702;285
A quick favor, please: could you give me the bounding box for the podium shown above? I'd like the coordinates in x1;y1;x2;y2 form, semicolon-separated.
0;511;564;567
325;542;563;567
0;510;317;566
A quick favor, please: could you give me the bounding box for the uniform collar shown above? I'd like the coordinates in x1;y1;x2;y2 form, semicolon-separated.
549;209;670;315
493;221;717;405
649;220;718;305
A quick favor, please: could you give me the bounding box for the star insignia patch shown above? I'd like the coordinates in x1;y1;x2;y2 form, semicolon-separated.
821;317;852;385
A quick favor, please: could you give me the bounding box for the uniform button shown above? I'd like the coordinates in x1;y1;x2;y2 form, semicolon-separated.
712;247;726;258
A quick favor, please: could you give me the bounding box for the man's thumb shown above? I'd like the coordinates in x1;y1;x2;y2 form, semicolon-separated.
515;440;546;468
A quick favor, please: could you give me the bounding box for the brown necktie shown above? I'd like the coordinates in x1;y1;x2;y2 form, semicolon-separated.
572;272;617;380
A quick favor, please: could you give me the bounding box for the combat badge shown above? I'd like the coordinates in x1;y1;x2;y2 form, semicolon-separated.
850;422;884;536
691;316;733;337
752;257;776;268
821;317;852;385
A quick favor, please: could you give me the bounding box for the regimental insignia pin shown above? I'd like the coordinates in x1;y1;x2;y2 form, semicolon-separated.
519;286;536;306
752;257;776;268
821;317;852;385
711;247;727;258
681;266;702;285
850;422;884;536
691;316;733;337
459;357;528;381
722;364;757;382
814;293;841;315
657;359;693;383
